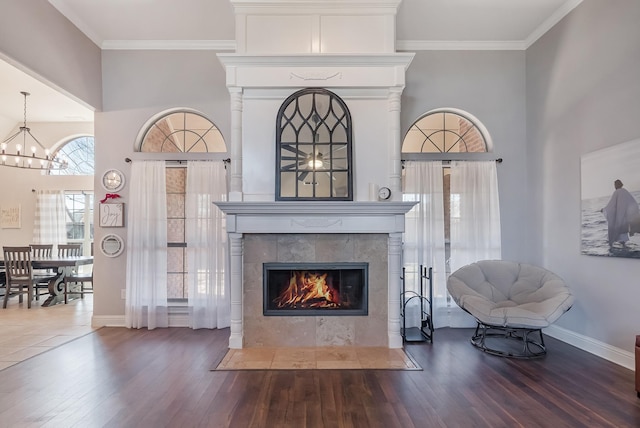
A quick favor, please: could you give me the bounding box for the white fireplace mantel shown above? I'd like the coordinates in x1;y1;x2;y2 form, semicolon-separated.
215;201;417;234
215;200;417;350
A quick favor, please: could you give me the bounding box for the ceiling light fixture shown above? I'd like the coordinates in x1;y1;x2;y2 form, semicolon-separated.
1;91;67;170
308;152;324;169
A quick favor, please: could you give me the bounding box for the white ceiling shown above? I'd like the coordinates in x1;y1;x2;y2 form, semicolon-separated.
1;0;582;133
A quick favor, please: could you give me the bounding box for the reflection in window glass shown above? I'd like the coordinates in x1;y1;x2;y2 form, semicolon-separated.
65;192;93;256
166;167;187;300
402;112;487;154
141;111;226;153
49;136;94;175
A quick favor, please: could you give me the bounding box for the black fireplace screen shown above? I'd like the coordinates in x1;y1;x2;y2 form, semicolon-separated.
263;262;368;316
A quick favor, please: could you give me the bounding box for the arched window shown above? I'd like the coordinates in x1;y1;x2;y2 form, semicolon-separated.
402;109;490;155
136;109;227;301
48;136;95;175
276;88;353;200
139;110;226;153
402;109;501;329
44;135;95;254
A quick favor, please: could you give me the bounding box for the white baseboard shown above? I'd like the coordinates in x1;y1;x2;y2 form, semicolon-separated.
92;315;125;327
544;325;634;371
91;314;190;328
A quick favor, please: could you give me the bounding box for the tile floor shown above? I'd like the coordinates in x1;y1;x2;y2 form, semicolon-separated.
0;293;96;371
215;346;420;370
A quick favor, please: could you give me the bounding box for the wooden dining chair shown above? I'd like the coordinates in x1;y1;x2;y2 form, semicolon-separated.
63;243;93;304
58;243;82;257
3;246;38;308
30;244;53;258
29;243;56;300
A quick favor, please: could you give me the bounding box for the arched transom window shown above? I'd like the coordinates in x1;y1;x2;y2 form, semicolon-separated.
276;88;353;200
48;136;95;175
140;111;226;153
402;110;489;154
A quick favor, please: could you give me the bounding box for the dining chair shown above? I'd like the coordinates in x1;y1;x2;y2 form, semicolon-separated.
30;244;53;258
58;243;82;257
3;246;39;308
29;243;56;300
63;243;93;304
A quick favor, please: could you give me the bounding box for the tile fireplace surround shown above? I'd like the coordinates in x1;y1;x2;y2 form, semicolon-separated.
215;201;416;349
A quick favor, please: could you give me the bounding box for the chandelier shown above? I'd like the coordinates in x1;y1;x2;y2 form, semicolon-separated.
0;91;67;170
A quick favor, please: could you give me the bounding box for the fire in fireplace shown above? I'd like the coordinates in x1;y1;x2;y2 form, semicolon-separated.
263;262;368;316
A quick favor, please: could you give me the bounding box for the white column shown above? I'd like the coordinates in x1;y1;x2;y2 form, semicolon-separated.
388;231;403;348
228;232;244;348
229;88;244;201
388;88;403;201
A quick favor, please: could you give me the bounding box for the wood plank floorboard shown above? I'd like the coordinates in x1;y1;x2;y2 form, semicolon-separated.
0;327;638;427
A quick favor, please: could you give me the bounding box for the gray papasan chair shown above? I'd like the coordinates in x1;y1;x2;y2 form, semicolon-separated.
447;260;575;358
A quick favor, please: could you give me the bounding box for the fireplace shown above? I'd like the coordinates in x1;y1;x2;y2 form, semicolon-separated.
264;262;368;316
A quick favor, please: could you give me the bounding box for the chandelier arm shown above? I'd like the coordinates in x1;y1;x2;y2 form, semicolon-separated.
26;129;47;150
1;130;23;145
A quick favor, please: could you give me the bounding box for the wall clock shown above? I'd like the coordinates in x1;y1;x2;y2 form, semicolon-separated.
102;169;125;192
378;186;391;201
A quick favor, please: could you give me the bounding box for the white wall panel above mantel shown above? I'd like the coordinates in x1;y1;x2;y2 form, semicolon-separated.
231;0;401;54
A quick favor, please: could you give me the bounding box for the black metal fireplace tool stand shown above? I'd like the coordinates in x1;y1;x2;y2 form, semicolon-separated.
400;265;433;343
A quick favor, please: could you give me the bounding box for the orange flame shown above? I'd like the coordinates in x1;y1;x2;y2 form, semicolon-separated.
274;271;340;308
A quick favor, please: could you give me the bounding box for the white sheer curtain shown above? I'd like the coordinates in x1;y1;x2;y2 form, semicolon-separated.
33;190;66;244
125;161;168;329
186;161;230;329
449;161;502;273
403;161;448;328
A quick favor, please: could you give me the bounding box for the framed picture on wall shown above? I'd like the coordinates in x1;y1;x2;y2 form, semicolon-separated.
0;204;21;229
580;138;640;258
99;203;125;228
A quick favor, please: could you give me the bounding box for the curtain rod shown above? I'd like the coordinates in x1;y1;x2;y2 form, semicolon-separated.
124;157;230;164
401;156;502;164
32;189;90;193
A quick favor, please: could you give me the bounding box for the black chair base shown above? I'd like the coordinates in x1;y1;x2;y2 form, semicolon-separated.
471;322;546;359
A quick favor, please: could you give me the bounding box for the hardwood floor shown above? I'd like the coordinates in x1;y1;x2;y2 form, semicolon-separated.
0;327;638;427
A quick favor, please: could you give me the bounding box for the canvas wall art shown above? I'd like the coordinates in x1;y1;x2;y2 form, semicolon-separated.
581;138;640;258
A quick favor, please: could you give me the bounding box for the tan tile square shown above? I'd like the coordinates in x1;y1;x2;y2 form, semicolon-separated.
316;360;362;369
315;347;358;362
273;348;315;362
0;346;52;362
271;360;317;369
231;348;276;362
7;335;56;347
223;360;273;370
35;336;79;347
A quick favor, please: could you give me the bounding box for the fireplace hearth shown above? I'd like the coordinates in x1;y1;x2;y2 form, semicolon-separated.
264;262;368;316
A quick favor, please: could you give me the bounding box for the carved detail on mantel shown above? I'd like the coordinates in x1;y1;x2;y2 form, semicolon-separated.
290;71;343;81
291;218;343;228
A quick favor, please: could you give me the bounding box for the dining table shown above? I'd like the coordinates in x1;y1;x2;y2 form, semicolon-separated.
0;255;93;307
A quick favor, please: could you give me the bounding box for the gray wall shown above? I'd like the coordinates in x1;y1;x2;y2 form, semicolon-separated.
0;0;102;110
93;50;230;316
402;50;529;262
526;0;640;351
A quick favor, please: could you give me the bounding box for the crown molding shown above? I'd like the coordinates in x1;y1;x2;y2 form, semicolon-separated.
525;0;583;48
396;40;526;51
101;40;236;51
